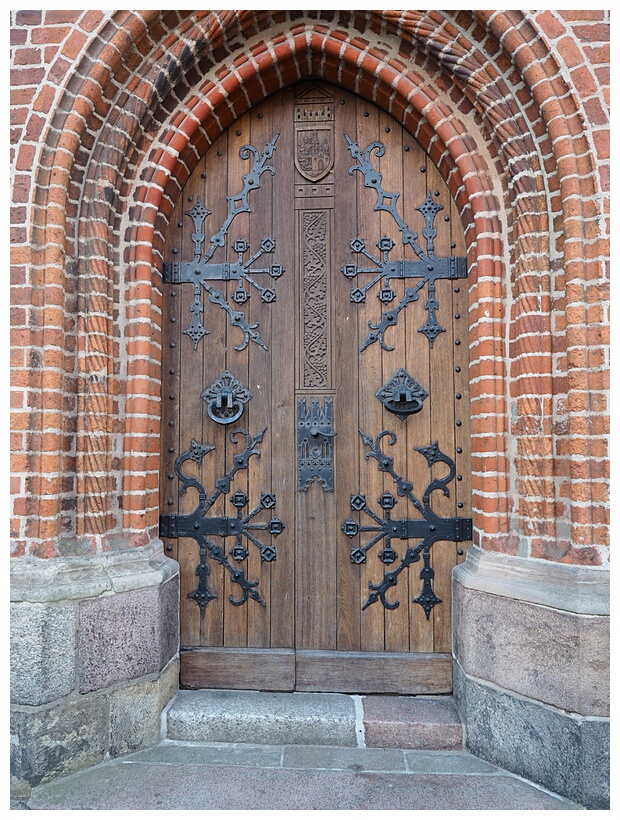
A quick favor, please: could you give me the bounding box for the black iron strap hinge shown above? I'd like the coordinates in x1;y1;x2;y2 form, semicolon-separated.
454;516;473;542
162;259;283;286
162;133;284;351
160;429;283;610
342;430;472;617
342;134;468;350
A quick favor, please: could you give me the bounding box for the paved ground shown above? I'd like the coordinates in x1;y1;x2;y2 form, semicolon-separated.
21;741;583;811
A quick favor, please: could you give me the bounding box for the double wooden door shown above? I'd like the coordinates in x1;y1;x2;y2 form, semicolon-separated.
159;82;471;694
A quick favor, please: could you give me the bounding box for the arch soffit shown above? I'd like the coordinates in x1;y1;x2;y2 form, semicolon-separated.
61;10;582;251
26;10;592;544
28;10;597;275
69;11;558;460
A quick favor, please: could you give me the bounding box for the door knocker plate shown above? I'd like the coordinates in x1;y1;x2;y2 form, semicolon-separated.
376;369;428;420
202;370;252;425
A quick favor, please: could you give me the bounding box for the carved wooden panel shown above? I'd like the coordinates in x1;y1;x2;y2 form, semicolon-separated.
300;209;330;389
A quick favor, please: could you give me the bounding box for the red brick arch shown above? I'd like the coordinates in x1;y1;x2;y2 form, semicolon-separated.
20;10;607;565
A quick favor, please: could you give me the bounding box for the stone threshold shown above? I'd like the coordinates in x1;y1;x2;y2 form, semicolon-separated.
166;689;463;750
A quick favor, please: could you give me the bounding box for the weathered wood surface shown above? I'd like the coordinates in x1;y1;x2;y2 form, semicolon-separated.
161;81;471;692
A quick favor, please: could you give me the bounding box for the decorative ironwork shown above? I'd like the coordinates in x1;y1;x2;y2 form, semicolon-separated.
342;429;472;617
159;428;284;611
163;134;284;351
376;369;429;420
201;370;252;425
342;135;467;350
298;397;336;492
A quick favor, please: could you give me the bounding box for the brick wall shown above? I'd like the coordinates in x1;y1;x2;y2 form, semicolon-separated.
10;10;609;565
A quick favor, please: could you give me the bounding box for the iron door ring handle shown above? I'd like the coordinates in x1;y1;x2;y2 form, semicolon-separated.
207;399;245;425
385;397;423;417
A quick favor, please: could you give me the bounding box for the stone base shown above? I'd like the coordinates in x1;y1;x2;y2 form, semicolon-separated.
453;662;609;809
11;658;179;789
10;541;179;787
452;546;610;810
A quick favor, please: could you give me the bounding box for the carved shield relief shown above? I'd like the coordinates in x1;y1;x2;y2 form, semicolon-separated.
295;126;334;181
294;85;334;182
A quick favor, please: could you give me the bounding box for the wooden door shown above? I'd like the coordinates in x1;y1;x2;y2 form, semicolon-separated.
159;82;471;694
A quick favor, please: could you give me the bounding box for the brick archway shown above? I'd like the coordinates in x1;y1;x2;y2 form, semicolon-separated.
19;10;607;567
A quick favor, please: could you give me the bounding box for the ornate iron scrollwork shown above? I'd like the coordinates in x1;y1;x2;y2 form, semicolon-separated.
298;397;336;492
201;370;252;425
159;428;283;610
376;369;428;420
342;429;471;617
163;134;284;351
342;135;467;350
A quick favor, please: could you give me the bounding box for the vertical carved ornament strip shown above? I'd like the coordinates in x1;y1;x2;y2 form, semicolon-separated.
302;210;329;388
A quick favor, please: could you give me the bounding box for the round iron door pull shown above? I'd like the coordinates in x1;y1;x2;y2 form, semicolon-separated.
384;394;424;417
207;390;245;425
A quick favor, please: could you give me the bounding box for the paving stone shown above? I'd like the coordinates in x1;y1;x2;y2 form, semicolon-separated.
167;689;357;747
130;742;283;768
283;744;406;772
27;758;580;811
363;695;462;750
405;750;500;774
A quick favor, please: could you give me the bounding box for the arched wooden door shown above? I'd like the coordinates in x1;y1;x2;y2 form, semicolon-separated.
159;81;471;694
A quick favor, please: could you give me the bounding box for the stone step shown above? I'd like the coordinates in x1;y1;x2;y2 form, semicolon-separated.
166;689;463;750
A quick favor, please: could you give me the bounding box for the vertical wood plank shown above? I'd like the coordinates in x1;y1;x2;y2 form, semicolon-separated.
379;109;410;653
294;224;337;648
355;98;386;652
333;87;362;652
159;189;183;571
246;97;275;647
270;89;296;649
292;83;338;652
403;137;434;654
452;193;472;569
222;110;252;648
425;158;456;654
194;131;229;648
176;150;213;650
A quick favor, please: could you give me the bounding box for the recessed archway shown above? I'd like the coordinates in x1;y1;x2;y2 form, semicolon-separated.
23;11;605;567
